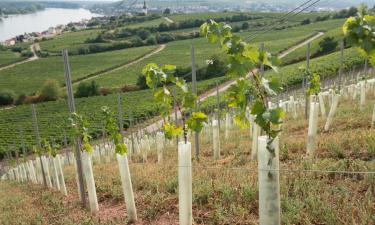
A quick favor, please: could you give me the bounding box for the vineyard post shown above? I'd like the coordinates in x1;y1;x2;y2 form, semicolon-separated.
19;126;26;163
216;82;221;130
338;41;344;90
128;107;135;155
304;42;311;120
173;87;179;146
191;45;200;161
62;49;86;208
31;104;47;188
63;130;70;165
212;120;220;160
117;93;124;136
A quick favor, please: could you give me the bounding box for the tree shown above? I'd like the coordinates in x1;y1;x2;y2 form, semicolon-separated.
301;18;311;25
75;81;100;98
0;90;15;106
40;79;60;101
136;29;151;40
145;36;157;45
242;22;250;30
317;37;338;55
163;8;171;15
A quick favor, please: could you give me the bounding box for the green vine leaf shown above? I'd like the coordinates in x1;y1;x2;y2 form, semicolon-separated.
163;122;183;140
187;112;208;133
69;112;93;154
343;4;375;66
101;106;127;155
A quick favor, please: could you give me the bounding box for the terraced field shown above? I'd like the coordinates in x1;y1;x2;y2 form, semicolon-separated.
0;50;26;68
0;76;228;149
38;29;105;54
90;28;317;88
0;45;158;95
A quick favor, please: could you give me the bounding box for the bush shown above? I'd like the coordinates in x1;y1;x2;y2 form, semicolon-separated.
15;93;26;105
0;90;15;106
99;87;112;96
317;37;338;55
242;22;250;30
121;84;140;92
136;29;151;40
301;19;311;25
40;79;60;101
145;36;157;45
10;46;22;53
21;50;33;57
130;36;143;47
75;81;100;98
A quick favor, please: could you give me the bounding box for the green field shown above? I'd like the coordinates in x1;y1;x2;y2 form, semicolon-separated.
90;25;321;88
38;29;105;54
266;47;365;88
0;45;158;95
0;76;228;149
0;50;26;68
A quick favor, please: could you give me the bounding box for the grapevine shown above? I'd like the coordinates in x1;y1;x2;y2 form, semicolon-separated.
200;20;284;153
142;64;208;142
343;4;375;66
69;113;93;153
101;106;127;155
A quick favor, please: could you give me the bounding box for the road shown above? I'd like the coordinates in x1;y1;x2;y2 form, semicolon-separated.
143;31;325;133
0;43;39;71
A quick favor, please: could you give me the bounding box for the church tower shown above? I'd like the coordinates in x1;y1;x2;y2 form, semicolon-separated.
142;0;148;15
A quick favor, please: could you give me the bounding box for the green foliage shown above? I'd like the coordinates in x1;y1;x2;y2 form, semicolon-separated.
42;139;60;158
201;20;284;140
318;37;338;55
343;5;375;65
33;145;43;157
142;63;207;140
101;106;127;155
300;68;321;95
69;113;93;153
0;90;15;106
163;122;183;139
187;112;208;133
75;81;100;98
40;79;60;101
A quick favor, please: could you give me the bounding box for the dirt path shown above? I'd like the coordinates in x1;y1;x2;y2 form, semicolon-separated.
0;43;39;71
164;17;174;23
144;32;325;133
278;32;324;58
72;44;166;85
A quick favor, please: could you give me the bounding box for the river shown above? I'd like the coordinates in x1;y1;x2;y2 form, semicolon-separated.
0;8;101;42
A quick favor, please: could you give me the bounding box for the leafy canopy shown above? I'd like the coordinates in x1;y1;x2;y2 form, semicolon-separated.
201;20;284;139
343;4;375;66
142;63;207;140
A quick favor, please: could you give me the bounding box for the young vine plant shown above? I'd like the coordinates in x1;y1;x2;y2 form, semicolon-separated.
101;106;127;155
142;64;208;142
200;20;284;155
69;113;93;154
300;67;321;96
42;139;60;158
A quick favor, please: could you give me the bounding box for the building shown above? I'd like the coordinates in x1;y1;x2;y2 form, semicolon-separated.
3;38;16;46
142;0;148;15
